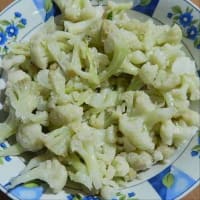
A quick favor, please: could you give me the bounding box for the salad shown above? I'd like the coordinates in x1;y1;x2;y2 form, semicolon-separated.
0;0;199;199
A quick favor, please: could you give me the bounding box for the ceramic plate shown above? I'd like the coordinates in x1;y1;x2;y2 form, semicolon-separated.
0;0;199;200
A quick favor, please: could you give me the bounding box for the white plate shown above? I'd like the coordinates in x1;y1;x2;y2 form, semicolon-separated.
0;0;200;200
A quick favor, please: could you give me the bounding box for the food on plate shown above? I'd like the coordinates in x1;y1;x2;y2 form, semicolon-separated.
0;0;199;198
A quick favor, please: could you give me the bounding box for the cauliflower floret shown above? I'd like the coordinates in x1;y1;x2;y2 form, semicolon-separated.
156;144;175;160
67;154;92;190
49;103;83;128
0;109;18;142
134;91;156;114
8;159;68;193
139;62;158;85
180;109;200;126
112;155;130;177
156;24;182;45
6;79;40;122
127;151;153;171
171;57;196;75
129;50;147;65
44;126;73;156
49;69;66;96
119;115;155;151
54;0;103;22
183;74;200;101
1;54;25;70
0;143;24;156
148;48;167;69
160;120;198;147
153;70;181;90
160;120;176;146
16;123;44;152
7;69;30;86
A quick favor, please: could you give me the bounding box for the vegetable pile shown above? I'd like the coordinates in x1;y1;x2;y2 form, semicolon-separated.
0;0;199;198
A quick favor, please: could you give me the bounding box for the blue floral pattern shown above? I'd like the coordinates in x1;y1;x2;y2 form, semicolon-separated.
191;132;200;158
133;0;160;16
33;0;60;21
112;191;137;200
0;143;12;165
66;194;100;200
148;165;196;200
167;6;200;49
0;12;27;56
8;183;44;200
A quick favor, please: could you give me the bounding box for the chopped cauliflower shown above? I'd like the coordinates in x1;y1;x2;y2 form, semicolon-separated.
0;0;199;198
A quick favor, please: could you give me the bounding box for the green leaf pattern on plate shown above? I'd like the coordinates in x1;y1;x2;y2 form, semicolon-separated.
167;5;200;49
0;12;27;56
162;173;175;188
44;0;53;13
140;0;152;6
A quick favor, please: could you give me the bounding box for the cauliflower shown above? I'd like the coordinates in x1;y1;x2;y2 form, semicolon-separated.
134;91;155;114
1;54;25;70
49;68;66;96
44;126;73;156
30;34;53;69
103;1;132;21
6;79;40;122
0;109;18;142
0;1;199;198
127;151;153;171
66;40;100;87
139;62;180;90
8;159;68;193
119;115;155;151
129;50;147;65
171;57;196;75
16;123;44;152
112;155;130;177
85;89;118;109
49;103;83;128
67;154;93;190
7;69;30;86
100;22;129;82
70;124;103;190
160;120;198;146
0;143;24;156
54;0;102;21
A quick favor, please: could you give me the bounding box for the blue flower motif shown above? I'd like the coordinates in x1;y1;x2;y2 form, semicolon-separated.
197;44;200;49
6;25;19;37
0;143;7;149
4;156;12;162
83;195;100;200
14;12;22;18
191;150;198;157
167;12;173;19
187;26;198;40
67;194;75;200
20;18;27;25
0;32;7;45
128;192;136;197
179;12;193;27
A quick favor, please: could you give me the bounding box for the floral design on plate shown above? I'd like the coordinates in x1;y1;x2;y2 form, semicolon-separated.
191;132;200;158
0;143;12;166
112;191;137;200
133;0;160;16
167;6;200;49
0;12;27;56
8;182;44;200
148;165;196;200
66;194;100;200
32;0;60;21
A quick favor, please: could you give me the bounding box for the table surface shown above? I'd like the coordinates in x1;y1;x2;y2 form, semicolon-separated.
0;0;200;199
